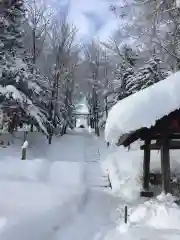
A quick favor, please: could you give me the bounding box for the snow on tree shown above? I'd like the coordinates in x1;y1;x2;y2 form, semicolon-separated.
0;0;50;134
0;55;50;134
26;0;53;68
105;71;180;144
49;16;78;135
110;0;180;72
177;0;180;8
111;44;137;101
125;56;170;97
50;65;76;134
2;0;25;53
83;40;105;136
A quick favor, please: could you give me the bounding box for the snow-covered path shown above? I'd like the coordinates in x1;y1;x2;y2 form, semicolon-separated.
2;129;180;240
54;189;118;240
51;129;119;240
0;129;119;240
4;129;180;240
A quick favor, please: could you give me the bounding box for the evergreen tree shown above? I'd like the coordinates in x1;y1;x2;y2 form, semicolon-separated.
113;45;137;101
0;0;50;134
125;56;169;96
2;0;25;53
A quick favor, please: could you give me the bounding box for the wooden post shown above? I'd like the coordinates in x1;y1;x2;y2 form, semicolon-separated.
161;135;171;194
48;124;53;144
21;141;28;160
143;139;151;191
48;134;52;144
21;148;26;160
124;206;128;224
23;131;28;142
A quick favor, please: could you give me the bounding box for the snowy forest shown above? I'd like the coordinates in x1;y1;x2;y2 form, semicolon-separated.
1;0;180;240
0;0;178;139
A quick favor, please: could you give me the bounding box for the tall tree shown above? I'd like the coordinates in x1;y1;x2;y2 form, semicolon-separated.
26;0;52;67
84;41;103;136
0;0;50;134
49;16;78;135
125;56;169;96
110;0;180;72
2;0;25;53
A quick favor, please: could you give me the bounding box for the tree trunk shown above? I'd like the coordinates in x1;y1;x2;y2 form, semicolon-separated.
30;124;33;132
61;124;67;136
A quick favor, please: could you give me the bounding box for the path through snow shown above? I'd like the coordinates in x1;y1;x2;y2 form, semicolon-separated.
0;129;119;240
52;129;119;240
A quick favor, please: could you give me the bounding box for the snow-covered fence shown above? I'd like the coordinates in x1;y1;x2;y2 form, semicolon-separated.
21;141;28;160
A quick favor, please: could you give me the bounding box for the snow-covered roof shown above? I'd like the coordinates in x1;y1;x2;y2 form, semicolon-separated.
105;71;180;144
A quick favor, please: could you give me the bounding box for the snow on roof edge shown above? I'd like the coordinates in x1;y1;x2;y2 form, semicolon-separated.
105;71;180;144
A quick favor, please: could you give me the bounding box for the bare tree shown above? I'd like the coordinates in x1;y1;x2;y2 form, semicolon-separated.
25;0;53;132
26;0;52;66
49;16;79;136
109;0;180;72
84;41;103;136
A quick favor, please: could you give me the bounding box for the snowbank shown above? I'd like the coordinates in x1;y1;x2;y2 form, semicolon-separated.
101;145;142;202
0;158;50;181
102;142;180;240
104;194;180;240
105;71;180;144
129;194;180;229
0;181;65;217
0;159;85;216
0;190;85;240
102;142;180;202
0;158;86;240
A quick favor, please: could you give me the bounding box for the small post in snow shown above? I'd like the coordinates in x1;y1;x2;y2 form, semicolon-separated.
124;206;128;224
48;124;53;144
48;133;52;144
21;141;28;160
107;171;112;189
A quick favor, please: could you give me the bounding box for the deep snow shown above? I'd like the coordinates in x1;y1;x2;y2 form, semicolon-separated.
0;129;119;240
0;129;180;240
102;142;180;240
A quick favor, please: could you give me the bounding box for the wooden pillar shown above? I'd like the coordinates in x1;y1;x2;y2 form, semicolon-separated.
143;139;151;191
161;135;171;194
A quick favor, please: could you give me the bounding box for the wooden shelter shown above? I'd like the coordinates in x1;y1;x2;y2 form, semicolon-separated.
117;109;180;197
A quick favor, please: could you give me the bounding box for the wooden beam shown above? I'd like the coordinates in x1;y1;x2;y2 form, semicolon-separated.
143;139;151;191
142;134;180;140
117;129;142;147
161;136;171;194
141;140;180;150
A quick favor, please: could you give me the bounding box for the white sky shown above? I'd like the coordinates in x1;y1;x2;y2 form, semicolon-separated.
50;0;120;42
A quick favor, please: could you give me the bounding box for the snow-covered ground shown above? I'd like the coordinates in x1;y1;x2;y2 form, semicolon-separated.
0;130;87;240
102;142;180;240
0;129;119;240
1;128;180;240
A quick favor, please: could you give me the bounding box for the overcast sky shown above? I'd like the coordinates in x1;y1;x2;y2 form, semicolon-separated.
50;0;120;42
